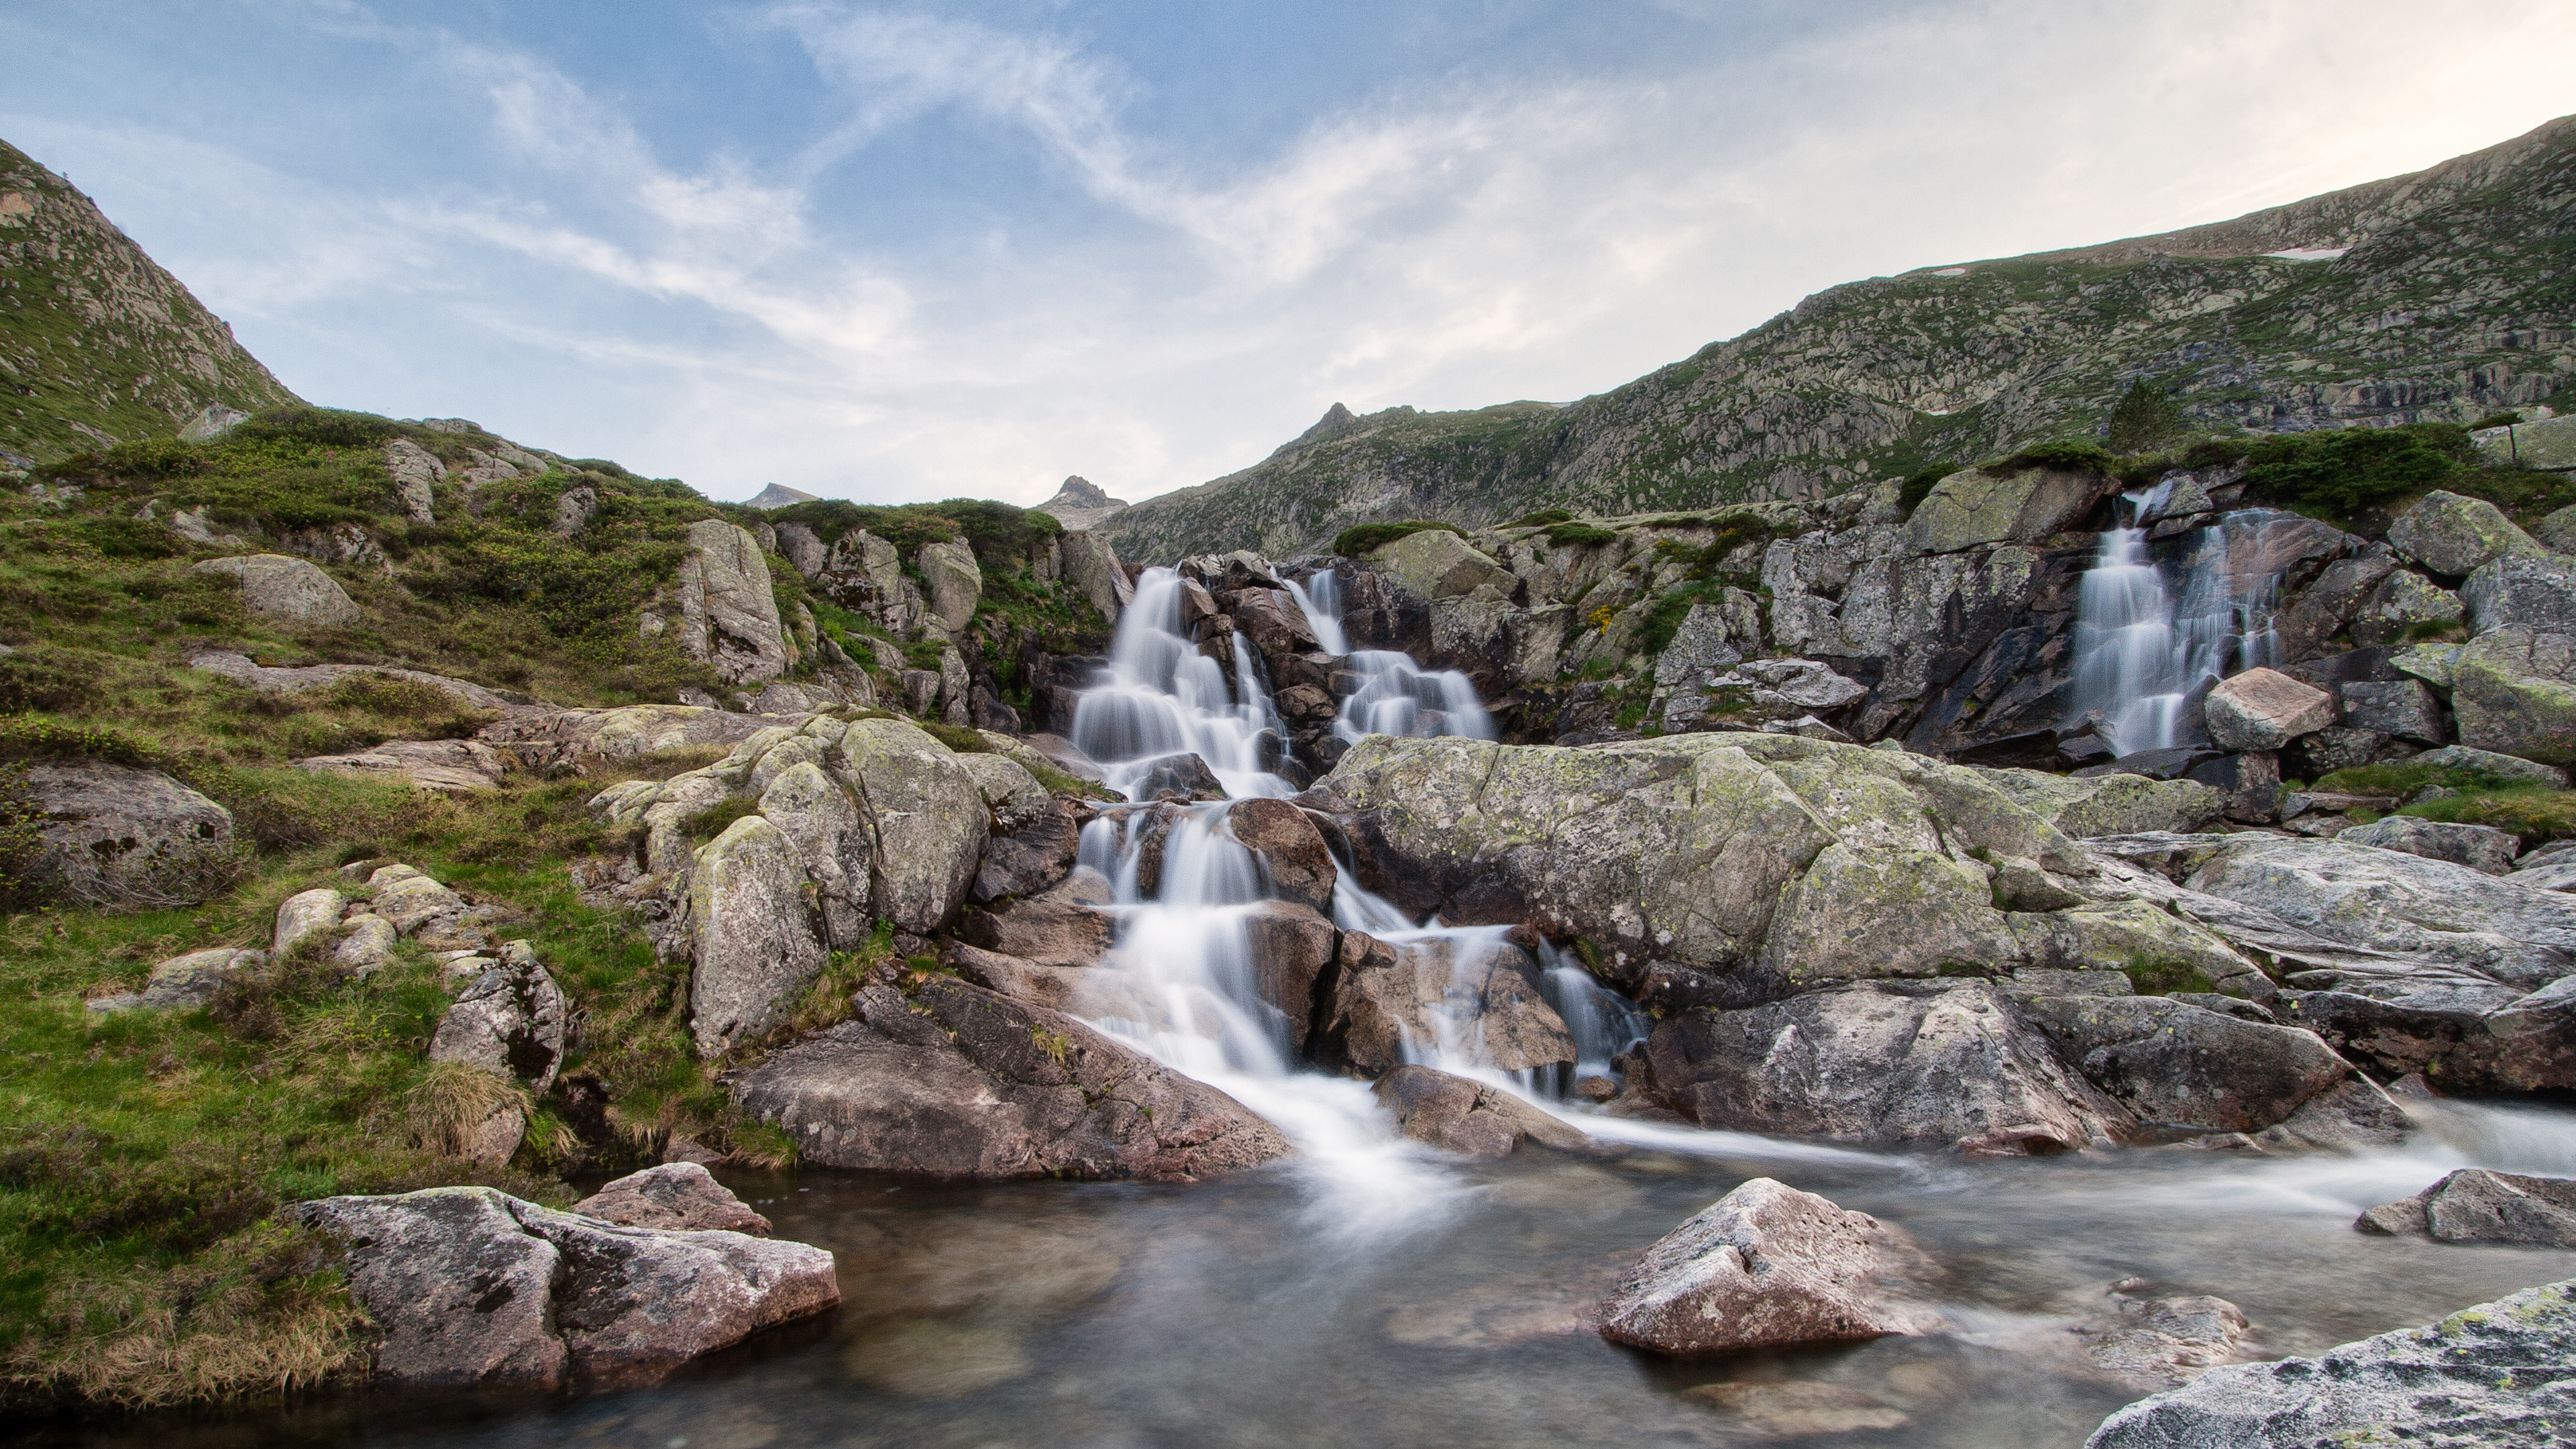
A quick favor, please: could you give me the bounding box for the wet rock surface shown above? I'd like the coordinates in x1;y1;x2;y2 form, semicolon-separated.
2357;1167;2576;1246
1595;1177;1935;1354
1372;1065;1591;1156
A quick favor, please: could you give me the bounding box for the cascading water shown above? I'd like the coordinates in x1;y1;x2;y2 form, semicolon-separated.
1068;568;1293;801
2068;488;2292;755
1285;567;1497;745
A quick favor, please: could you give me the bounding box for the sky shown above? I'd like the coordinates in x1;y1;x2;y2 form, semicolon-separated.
4;2;2571;506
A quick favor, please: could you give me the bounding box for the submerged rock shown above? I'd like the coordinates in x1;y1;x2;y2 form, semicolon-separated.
2086;1279;2576;1448
2357;1167;2576;1246
1595;1177;1933;1355
297;1185;837;1389
733;979;1291;1181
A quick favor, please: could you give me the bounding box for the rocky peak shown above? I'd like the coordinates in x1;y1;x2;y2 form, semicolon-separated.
1036;474;1130;530
743;482;820;510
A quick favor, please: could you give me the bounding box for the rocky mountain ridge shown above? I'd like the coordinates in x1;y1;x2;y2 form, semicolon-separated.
1099;114;2576;563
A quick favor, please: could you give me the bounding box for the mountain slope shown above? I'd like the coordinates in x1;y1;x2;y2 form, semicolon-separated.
1100;114;2576;563
0;139;300;468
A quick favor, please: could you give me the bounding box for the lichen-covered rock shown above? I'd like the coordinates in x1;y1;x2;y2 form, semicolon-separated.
384;438;442;523
685;817;828;1055
1978;768;2225;837
754;761;869;949
430;941;569;1091
21;761;235;906
2086;1279;2576;1448
2203;667;2334;751
835;718;988;932
297;1185;838;1389
191;553;360;625
2340;816;2521;875
1059;530;1132;621
2463;548;2576;634
2351;568;2465;646
2356;1167;2576;1246
85;947;263;1013
1371;1065;1591;1156
733;979;1291;1180
368;864;469;936
332;913;397;974
294;738;511;792
272;887;344;956
2453;625;2576;765
2388;489;2545;576
1595;1178;1934;1355
1369;528;1515;601
2018;994;2347;1134
916;538;983;634
672;519;790;684
1760;843;2021;985
572;1163;771;1236
1904;466;2110;554
2338;677;2446;743
1648;981;2130;1153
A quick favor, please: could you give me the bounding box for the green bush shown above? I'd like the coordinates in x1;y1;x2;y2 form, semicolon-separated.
2106;377;2188;453
916;720;994;754
0;716;160;767
1638;582;1720;656
233;407;406;449
763;498;1063;570
2239;423;2474;513
2181;438;2252;469
1900;464;1957;515
1544;521;1619;547
1330;520;1464;557
1995;439;2116;476
1505;507;1574;528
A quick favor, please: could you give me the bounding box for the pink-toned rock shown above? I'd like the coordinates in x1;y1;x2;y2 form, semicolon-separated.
572;1162;772;1236
2204;667;2336;751
1595;1178;1933;1355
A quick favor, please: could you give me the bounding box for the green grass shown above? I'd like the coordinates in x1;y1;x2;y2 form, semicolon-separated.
1330;519;1465;557
2314;759;2576;847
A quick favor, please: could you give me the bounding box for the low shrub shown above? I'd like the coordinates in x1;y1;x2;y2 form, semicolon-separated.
1504;507;1574;528
1544;521;1619;547
1994;439;2117;476
1330;520;1464;557
2239;423;2475;513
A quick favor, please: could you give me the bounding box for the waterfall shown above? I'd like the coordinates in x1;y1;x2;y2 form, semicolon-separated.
1060;561;1642;1220
2067;498;2292;755
1282;567;1497;745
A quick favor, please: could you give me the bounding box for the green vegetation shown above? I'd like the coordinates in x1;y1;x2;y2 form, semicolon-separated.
2314;758;2576;847
1503;508;1575;529
2239;422;2477;513
2106;376;2189;453
2124;956;2218;997
763;496;1062;572
1330;519;1464;557
1543;521;1619;547
1899;464;1957;517
1993;439;2117;476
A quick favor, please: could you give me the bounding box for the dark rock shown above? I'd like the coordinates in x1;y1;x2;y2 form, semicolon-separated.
2018;994;2349;1135
958;895;1116;969
734;980;1291;1180
1371;1065;1591;1156
971;801;1082;904
2184;750;2282;822
1227;798;1337;912
1241;900;1339;1055
2356;1168;2576;1246
2341;678;2446;744
572;1163;772;1236
2076;747;2220;782
1132;751;1225;802
2286;725;2394;778
1949;729;2062;771
2271;551;2396;662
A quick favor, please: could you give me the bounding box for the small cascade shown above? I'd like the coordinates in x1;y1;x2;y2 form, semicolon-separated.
1058;559;1645;1220
2067;494;2294;755
1283;566;1497;745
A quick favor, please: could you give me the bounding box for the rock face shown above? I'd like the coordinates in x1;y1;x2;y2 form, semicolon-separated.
21;761;235;906
2086;1279;2576;1449
1326;929;1575;1077
297;1185;838;1389
685;816;829;1056
2453;625;2576;764
916;539;983;635
571;1163;773;1236
430;941;569;1091
1058;529;1133;621
2202;667;2334;751
1035;475;1130;531
1981;769;2224;837
672;519;790;684
2339;816;2520;875
733;979;1292;1181
1907;466;2109;553
2357;1168;2576;1246
1371;1065;1591;1156
188;651;522;713
2387;489;2544;576
1595;1178;1932;1355
191;554;360;626
2017;993;2349;1134
384;439;442;522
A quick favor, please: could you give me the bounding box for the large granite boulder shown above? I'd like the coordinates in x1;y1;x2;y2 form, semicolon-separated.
1646;981;2130;1154
916;538;983;633
685;817;828;1055
1595;1179;1934;1355
2451;625;2576;764
2017;994;2349;1134
754;759;870;948
1905;466;2110;554
2202;667;2334;751
2388;490;2545;577
1368;529;1515;602
835;718;990;932
21;761;236;906
2086;1279;2576;1448
2462;547;2576;635
672;519;790;684
2357;1167;2576;1246
2339;816;2520;875
191;553;359;626
1059;531;1132;621
297;1185;838;1389
85;947;263;1013
1371;1065;1591;1157
272;887;344;956
733;979;1291;1181
431;941;569;1091
571;1163;772;1236
1978;768;2224;837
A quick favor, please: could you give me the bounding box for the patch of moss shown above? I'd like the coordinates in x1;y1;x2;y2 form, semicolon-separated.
1330;519;1465;557
2125;956;2217;996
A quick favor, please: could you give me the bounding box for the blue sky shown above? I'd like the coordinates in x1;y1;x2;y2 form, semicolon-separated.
5;1;2571;505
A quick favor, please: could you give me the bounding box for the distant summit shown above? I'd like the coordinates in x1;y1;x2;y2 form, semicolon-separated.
1035;475;1129;531
744;482;820;510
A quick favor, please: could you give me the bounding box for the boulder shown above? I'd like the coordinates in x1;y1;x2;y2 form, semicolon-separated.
191;553;360;626
2202;667;2334;751
570;1163;771;1236
2350;569;2465;647
835;718;989;932
1368;528;1515;602
21;761;236;907
2451;625;2576;765
2337;678;2445;744
1371;1065;1591;1156
1905;466;2110;554
1059;531;1132;621
972;801;1081;904
1759;843;2021;985
332;914;397;974
943;943;1097;1013
916;539;983;633
297;1185;837;1389
431;941;569;1091
2411;743;2571;788
1978;768;2225;837
733;980;1292;1180
959;894;1116;969
672;519;790;684
384;439;442;523
2462;548;2576;633
1130;751;1226;802
85;947;263;1013
2387;490;2544;576
685;817;828;1055
272;887;345;957
2356;1168;2576;1246
368;864;470;936
955;753;1053;829
2339;816;2520;875
293;738;511;792
1228;798;1336;912
1324;929;1575;1076
1648;981;2129;1154
2017;994;2348;1134
2086;1279;2576;1449
754;761;869;948
2185;750;2283;824
1242;901;1339;1054
1594;1178;1933;1355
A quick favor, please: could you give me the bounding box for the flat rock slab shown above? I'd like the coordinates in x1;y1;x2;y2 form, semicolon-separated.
189;651;526;713
1595;1177;1935;1355
294;739;512;792
733;979;1291;1181
297;1185;837;1389
2087;1279;2576;1448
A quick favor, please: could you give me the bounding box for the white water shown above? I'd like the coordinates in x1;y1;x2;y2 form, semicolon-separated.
1068;568;1294;801
1285;568;1498;746
2067;490;2289;755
